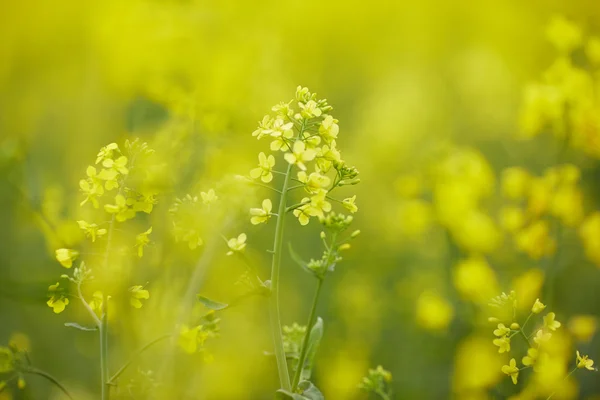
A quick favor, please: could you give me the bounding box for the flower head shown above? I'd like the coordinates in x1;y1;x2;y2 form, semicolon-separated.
576;350;595;371
493;323;511;337
501;358;519;385
250;152;276;183
522;348;539;367
319;115;339;143
493;335;511;353
250;199;273;225
227;233;247;255
135;227;153;258
46;283;69;313
129;286;150;309
342;195;358;213
297;170;331;194
532;298;546;314
543;312;562;331
284;141;316;171
201;189;218;205
55;249;79;268
77;220;107;242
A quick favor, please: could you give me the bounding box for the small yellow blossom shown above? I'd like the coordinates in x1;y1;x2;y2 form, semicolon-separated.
543;312;561;331
576;350;595;371
178;324;209;354
522;348;539;367
250;199;273;225
494;324;511;337
532;298;546;314
104;194;136;222
501;358;519;384
269;118;294;151
79;166;105;208
493;336;511;353
135;227;152;258
96;143;119;164
227;233;247;256
298;100;322;118
415;291;454;332
284;141;316;171
342;195;358;214
77;220;107;242
46;283;69;314
55;248;79;268
515;220;556;260
297;170;331;193
319;115;339;143
102;155;129;175
534;329;552;345
18;377;26;389
201;189;218;205
499;206;526;233
129;286;150;309
250;152;276;183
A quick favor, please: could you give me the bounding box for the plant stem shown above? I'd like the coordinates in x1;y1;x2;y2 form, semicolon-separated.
292;278;324;390
108;334;171;384
546;367;577;399
100;301;110;400
24;367;74;399
269;161;293;391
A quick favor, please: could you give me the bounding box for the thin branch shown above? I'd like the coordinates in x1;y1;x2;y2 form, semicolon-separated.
108;334;172;385
24;367;74;400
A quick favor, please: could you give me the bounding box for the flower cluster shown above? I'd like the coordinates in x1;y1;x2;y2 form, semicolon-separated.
177;311;220;356
48;139;156;315
519;16;600;158
247;86;360;227
499;164;584;260
358;365;393;399
488;291;595;396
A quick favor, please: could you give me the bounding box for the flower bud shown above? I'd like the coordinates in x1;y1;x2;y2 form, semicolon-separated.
510;322;520;330
351;230;361;238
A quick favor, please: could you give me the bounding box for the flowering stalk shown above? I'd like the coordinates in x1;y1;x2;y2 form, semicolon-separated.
269;162;294;391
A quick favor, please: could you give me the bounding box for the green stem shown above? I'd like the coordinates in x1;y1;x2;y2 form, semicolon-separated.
269;161;293;391
292;278;324;391
24;367;74;399
100;301;109;400
108;334;171;384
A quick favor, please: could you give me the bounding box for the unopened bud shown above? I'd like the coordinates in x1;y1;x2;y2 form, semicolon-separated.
338;243;351;251
320;231;326;239
510;322;520;330
351;230;361;238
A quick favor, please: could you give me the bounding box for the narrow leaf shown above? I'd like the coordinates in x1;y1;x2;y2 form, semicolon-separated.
297;381;325;400
288;243;316;277
64;322;98;331
196;295;228;310
301;317;324;381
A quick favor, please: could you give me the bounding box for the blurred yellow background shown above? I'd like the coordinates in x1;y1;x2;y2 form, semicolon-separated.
1;0;600;399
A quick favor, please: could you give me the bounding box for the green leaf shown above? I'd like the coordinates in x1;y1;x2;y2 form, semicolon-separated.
288;243;316;277
197;295;229;310
301;317;324;381
297;381;324;400
64;322;98;331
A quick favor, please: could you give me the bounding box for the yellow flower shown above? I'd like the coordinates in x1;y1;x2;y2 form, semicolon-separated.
129;286;150;309
46;283;69;314
501;358;519;385
543;312;561;331
250;199;273;225
55;248;79;268
493;335;511;353
532;298;546;314
316;142;341;172
522;348;539;367
533;329;552;345
579;212;600;266
201;189;218;205
96;143;119;164
178;324;209;354
342;195;358;214
297;170;331;193
269;118;294;151
493;324;511;337
294;190;332;225
453;256;499;303
250;152;276;183
102;155;129;175
77;220;107;242
298;100;322;118
79;166;105;208
104;194;136;222
135;227;153;258
319;115;339;143
499;206;526;233
293;203;311;226
284;141;316;171
576;350;595;371
550;185;583;226
226;233;247;255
